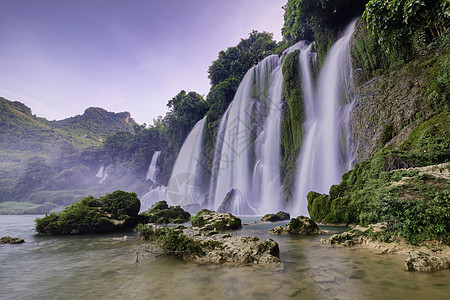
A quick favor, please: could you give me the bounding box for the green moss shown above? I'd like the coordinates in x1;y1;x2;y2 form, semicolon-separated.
190;209;241;230
139;201;191;224
286;216;320;234
35;190;140;235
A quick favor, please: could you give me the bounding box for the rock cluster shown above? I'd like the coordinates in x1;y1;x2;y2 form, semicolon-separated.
138;210;280;266
405;251;449;272
1;236;25;244
261;211;290;222
269;216;322;235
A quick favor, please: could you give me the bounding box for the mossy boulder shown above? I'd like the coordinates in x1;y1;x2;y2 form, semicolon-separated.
1;236;25;244
35;190;140;235
190;209;241;231
139;201;190;224
269;216;321;235
261;211;291;222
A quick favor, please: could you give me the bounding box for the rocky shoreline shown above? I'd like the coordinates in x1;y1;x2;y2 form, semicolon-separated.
320;223;450;272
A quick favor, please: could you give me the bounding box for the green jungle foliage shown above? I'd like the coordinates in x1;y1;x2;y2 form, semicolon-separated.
363;0;449;53
35;190;140;235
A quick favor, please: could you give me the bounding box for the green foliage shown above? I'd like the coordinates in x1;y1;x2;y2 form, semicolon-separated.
363;0;449;52
35;190;140;234
139;200;191;224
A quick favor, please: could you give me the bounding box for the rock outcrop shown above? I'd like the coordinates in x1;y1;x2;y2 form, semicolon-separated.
138;223;280;266
261;211;290;222
269;216;323;235
139;201;190;224
190;209;242;231
35;190;141;235
216;189;257;215
1;236;25;244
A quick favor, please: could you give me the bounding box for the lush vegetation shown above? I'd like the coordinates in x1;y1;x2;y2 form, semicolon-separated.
35;190;140;234
307;111;450;244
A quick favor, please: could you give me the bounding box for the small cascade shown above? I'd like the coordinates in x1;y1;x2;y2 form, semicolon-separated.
146;151;161;182
166;116;208;207
209;42;307;214
293;20;357;216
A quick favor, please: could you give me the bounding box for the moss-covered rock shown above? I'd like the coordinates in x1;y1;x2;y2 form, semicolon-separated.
269;216;321;235
261;211;290;222
137;223;280;265
190;209;241;231
35;190;140;235
1;236;25;244
139;201;190;224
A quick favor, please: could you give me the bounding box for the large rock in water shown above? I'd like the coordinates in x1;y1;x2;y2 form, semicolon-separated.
139;201;190;224
35;190;141;234
138;224;280;266
405;251;450;272
191;209;242;231
217;189;257;215
269;216;322;235
261;211;290;222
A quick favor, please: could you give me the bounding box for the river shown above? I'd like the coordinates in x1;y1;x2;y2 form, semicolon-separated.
0;215;448;299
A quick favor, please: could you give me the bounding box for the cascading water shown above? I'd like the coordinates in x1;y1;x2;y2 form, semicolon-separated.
293;20;357;216
209;42;307;215
146;151;161;182
166;116;208;207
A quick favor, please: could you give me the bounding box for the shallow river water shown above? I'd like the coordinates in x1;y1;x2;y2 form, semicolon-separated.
1;215;448;299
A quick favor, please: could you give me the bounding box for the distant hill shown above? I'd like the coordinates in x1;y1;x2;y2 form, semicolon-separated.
0;96;137;206
0;97;135;152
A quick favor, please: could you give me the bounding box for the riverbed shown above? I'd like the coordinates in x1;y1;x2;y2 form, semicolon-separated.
1;215;448;299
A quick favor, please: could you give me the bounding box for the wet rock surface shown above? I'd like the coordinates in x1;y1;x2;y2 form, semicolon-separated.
1;236;25;244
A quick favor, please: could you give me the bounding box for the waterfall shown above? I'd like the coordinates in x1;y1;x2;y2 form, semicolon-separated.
146;151;161;182
166;116;208;207
293;20;357;216
209;42;307;215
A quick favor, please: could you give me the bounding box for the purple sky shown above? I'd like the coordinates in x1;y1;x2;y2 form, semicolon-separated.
0;0;285;124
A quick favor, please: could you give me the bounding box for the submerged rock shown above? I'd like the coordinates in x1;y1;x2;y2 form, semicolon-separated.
190;209;242;231
269;216;322;235
217;189;257;215
138;223;280;265
1;236;25;244
405;251;450;272
261;211;290;222
139;201;190;224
